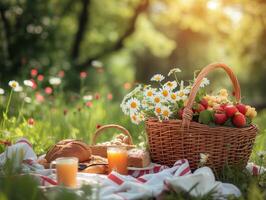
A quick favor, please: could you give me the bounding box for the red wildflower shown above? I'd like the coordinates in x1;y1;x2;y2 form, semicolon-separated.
80;71;88;79
107;93;113;100
31;79;37;89
35;92;44;103
86;101;93;108
31;69;38;77
28;118;35;126
123;82;132;90
45;87;53;95
94;93;100;100
37;74;44;81
58;70;65;78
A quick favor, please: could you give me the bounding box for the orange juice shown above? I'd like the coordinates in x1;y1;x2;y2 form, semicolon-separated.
51;157;78;188
107;147;128;175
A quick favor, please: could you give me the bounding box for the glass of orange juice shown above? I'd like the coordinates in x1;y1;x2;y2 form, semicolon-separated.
50;157;78;188
107;146;128;175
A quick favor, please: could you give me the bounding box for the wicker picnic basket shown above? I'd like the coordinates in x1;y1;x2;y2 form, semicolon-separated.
145;63;258;171
90;124;136;158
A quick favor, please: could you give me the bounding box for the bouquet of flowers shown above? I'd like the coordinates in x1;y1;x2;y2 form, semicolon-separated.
121;68;257;128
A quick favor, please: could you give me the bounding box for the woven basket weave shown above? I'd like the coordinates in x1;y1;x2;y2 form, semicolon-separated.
145;63;258;171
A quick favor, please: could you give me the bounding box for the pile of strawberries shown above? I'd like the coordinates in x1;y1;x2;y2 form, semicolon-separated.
179;89;257;128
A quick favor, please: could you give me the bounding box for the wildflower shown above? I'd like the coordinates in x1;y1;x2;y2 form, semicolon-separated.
123;82;132;90
80;71;88;79
151;74;165;82
154;104;162;116
23;80;34;87
31;79;37;89
86;101;93;108
49;77;61;85
24;97;32;103
169;92;178;102
28;118;35;126
58;70;65;78
107;93;113;100
8;80;19;90
0;88;4;95
45;87;53;95
144;88;155;98
200;78;210;88
91;60;103;68
245;106;257;119
37;74;44;81
35;92;44;103
164;81;177;90
160;88;170;98
152;94;162;104
31;69;38;77
94;93;101;100
83;95;93;101
168;68;181;76
130;113;140;125
219;89;228;97
177;90;189;101
127;98;140;113
14;85;23;92
161;106;172;120
199;153;209;165
257;151;266;159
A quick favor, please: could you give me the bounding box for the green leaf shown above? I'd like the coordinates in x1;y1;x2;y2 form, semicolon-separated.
198;110;214;125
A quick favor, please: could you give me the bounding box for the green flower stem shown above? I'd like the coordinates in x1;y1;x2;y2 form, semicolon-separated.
5;89;13;116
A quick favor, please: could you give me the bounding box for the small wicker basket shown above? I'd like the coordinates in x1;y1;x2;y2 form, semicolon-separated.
90;124;136;158
145;63;258;171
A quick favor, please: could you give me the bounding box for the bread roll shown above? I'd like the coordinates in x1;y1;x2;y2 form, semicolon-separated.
81;165;108;174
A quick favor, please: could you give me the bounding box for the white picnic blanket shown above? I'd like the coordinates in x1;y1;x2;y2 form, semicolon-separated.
1;138;264;199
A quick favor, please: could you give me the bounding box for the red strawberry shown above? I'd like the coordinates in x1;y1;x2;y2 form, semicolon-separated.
236;103;247;115
225;105;238;117
200;98;208;109
193;103;205;113
232;112;246;128
178;108;184;119
220;103;228;109
214;113;228;125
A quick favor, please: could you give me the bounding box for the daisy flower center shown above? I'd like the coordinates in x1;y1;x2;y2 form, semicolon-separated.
171;94;177;100
167;82;173;87
130;102;137;109
162;110;169;117
155;107;161;114
178;91;184;97
162;90;169;97
147;91;153;97
154;97;160;103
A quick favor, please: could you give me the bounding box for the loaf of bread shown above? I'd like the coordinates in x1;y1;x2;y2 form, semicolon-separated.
45;139;92;163
128;148;151;168
81;165;108;174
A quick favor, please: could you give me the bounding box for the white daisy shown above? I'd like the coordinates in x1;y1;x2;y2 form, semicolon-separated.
144;88;155;99
164;81;177;91
168;68;181;76
127;98;140;113
14;85;23;92
83;95;93;101
160;88;170;99
161;106;172;120
8;80;19;90
23;80;34;87
151;74;165;82
200;78;210;88
154;104;162;116
152;93;163;105
168;92;178;102
130;113;140;125
0;88;4;95
49;77;61;85
121;103;130;115
177;90;188;101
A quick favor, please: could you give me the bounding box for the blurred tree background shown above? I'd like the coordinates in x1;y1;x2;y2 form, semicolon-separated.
1;0;266;108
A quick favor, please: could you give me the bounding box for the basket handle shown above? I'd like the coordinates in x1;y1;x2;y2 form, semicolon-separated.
92;124;133;145
182;63;241;127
